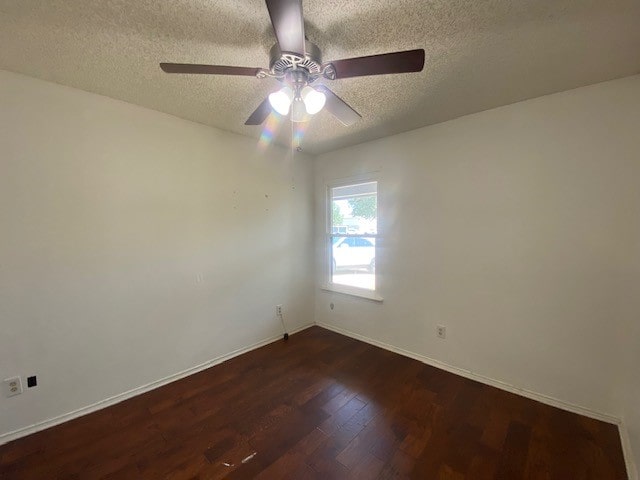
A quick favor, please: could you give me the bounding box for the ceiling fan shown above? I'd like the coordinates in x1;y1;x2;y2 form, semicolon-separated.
160;0;425;126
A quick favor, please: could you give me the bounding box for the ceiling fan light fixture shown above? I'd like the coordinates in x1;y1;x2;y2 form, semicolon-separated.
301;86;326;115
268;86;293;115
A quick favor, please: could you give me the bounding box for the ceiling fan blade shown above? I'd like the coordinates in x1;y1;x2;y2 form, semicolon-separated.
325;49;425;79
315;86;361;126
245;98;273;125
160;63;261;76
265;0;305;55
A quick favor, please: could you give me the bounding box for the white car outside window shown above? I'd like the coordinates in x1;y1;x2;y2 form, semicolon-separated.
332;237;376;271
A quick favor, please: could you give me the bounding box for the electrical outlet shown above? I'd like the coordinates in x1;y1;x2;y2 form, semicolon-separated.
27;376;37;388
436;325;447;339
276;304;283;316
4;376;23;397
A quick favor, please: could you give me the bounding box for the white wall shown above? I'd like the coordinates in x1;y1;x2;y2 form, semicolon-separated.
623;341;640;478
0;70;315;439
621;239;640;478
314;76;640;435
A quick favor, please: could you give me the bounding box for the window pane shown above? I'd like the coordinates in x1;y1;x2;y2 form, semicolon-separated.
331;236;376;290
330;182;377;235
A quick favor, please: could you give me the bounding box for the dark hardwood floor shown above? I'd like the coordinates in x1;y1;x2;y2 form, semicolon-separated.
0;326;627;479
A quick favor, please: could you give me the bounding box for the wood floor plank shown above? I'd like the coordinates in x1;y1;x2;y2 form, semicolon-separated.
494;421;533;479
0;326;628;480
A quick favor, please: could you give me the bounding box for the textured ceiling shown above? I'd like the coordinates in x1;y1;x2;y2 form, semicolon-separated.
1;0;639;155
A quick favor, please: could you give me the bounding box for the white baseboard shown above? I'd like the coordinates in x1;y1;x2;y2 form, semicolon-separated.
620;421;638;480
316;322;621;425
0;323;314;446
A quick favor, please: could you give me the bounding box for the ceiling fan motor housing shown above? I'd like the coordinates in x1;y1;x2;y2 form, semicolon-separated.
269;40;323;80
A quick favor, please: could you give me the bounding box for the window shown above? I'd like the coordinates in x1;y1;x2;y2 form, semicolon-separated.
326;180;380;299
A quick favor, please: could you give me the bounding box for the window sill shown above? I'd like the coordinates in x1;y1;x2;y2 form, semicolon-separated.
320;284;384;302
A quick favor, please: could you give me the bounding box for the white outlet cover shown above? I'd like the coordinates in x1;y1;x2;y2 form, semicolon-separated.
4;376;23;397
436;325;447;339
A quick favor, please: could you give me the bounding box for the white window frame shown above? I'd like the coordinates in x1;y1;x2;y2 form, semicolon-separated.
322;174;383;302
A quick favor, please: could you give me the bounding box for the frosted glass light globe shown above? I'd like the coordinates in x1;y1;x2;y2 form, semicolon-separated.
291;98;308;123
301;86;326;115
268;87;293;115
